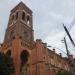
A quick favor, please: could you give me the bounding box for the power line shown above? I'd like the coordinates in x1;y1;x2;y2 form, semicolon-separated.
63;18;75;38
61;18;75;56
47;46;67;56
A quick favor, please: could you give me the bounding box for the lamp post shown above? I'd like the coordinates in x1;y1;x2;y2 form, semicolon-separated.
61;37;70;58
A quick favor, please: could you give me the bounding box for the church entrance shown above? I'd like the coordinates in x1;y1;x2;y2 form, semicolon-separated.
20;50;29;65
20;50;29;75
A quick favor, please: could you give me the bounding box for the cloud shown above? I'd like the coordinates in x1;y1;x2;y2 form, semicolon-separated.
50;12;63;20
50;12;72;23
44;31;68;57
44;31;64;48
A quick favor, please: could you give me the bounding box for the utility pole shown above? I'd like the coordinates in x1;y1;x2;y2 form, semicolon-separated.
63;24;75;74
63;37;70;58
63;24;75;47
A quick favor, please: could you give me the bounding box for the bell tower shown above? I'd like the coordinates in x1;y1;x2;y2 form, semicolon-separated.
3;2;34;75
4;1;34;45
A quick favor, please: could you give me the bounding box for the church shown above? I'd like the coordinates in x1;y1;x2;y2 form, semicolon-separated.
0;2;72;75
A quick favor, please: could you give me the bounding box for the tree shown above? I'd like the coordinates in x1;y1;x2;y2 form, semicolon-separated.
0;52;14;75
57;69;73;75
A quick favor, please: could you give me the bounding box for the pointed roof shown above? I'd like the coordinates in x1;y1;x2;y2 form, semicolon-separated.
11;1;32;14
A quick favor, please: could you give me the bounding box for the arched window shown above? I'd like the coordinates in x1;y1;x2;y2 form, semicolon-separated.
6;50;11;56
22;12;25;20
11;15;14;20
20;50;29;65
27;16;30;25
10;30;14;39
16;12;18;20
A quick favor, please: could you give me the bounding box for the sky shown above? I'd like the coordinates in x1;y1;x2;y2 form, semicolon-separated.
0;0;75;57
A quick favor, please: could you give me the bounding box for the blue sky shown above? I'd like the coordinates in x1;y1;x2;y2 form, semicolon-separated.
0;0;75;57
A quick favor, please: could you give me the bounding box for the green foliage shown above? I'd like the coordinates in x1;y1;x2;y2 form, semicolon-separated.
57;69;73;75
0;52;14;75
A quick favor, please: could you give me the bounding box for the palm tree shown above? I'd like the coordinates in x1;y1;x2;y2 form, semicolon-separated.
0;52;14;75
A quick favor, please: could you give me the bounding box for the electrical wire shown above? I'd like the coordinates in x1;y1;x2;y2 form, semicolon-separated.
47;46;67;56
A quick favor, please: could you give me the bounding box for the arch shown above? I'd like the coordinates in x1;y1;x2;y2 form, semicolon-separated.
10;30;14;39
22;12;25;20
27;15;30;25
20;50;29;64
11;15;14;20
16;12;18;20
6;50;11;56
